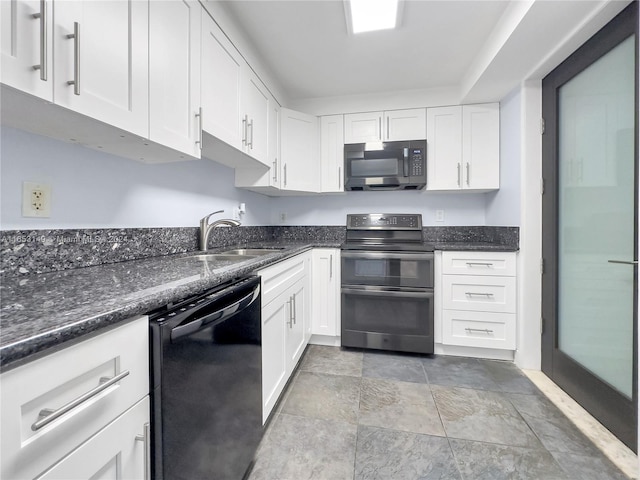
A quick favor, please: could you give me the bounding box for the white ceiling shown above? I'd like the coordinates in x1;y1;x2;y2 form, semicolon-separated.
218;0;510;100
217;0;631;104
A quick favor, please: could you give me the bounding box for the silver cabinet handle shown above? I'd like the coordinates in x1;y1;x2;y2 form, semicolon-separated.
31;0;47;81
608;260;638;265
466;162;470;186
283;163;287;188
273;159;278;182
386;116;390;140
66;22;80;95
287;299;293;328
247;119;254;148
378;117;382;140
466;262;494;267
457;163;461;186
136;422;151;480
31;370;130;431
465;328;493;334
330;254;333;279
242;115;248;146
465;292;494;297
195;107;203;149
338;166;342;190
291;293;297;324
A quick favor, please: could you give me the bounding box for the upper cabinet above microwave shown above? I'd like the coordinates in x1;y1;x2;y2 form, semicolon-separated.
344;108;426;143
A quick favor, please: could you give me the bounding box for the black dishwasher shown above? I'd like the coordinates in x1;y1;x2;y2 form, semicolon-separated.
148;275;262;480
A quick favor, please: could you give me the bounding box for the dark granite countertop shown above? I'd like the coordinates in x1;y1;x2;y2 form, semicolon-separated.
0;242;339;370
0;239;515;371
433;242;519;252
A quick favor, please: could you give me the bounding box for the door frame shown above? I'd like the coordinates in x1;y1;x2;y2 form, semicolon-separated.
541;2;639;452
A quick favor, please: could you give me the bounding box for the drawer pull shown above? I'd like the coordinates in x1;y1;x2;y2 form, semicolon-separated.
465;292;494;297
136;422;151;480
466;262;494;267
31;370;130;431
465;328;494;334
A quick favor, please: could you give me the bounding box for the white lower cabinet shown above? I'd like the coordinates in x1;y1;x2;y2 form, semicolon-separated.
438;251;517;356
0;316;149;480
258;251;311;423
310;249;341;343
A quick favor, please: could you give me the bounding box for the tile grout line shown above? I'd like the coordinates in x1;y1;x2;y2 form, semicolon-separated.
523;369;638;480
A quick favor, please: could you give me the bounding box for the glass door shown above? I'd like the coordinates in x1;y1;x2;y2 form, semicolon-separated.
542;3;637;451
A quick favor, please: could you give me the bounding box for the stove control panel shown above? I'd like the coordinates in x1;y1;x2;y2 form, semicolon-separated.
347;213;423;230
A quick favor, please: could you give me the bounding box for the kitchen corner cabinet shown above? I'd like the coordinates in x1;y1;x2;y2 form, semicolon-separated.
149;0;202;158
343;108;426;143
439;251;516;351
258;251;311;423
320;115;345;193
0;317;150;480
310;249;341;340
1;0;149;137
280;108;320;192
426;103;500;191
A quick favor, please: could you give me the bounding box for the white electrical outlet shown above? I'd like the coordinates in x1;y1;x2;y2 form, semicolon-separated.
435;210;445;222
280;212;287;223
22;182;51;218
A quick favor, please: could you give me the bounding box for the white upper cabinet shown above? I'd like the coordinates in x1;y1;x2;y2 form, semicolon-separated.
242;70;270;165
201;11;243;151
427;103;499;191
1;0;148;136
344;108;426;143
320;115;344;193
1;0;54;100
280;108;319;192
149;0;201;158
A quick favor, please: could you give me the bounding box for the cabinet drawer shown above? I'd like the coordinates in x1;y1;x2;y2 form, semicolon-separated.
258;251;309;306
36;397;149;480
442;275;516;313
0;316;149;480
441;251;516;276
442;310;516;350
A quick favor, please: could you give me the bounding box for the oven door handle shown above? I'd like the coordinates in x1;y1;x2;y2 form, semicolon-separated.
341;251;434;260
342;286;433;299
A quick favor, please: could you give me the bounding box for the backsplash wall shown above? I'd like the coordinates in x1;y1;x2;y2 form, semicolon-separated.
0;127;272;229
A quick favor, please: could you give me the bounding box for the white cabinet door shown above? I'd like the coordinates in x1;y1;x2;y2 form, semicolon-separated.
267;96;281;187
462;103;500;190
201;11;242;151
281;108;319;192
426;106;462;190
149;0;201;157
311;249;340;337
53;0;148;137
320;115;344;193
1;0;53;100
287;279;306;371
242;70;269;165
37;398;149;480
384;108;426;141
261;296;288;424
344;111;383;143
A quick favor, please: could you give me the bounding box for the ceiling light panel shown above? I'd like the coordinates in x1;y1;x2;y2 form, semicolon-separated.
347;0;401;34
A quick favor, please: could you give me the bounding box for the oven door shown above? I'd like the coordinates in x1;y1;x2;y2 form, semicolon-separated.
341;251;434;289
341;286;434;354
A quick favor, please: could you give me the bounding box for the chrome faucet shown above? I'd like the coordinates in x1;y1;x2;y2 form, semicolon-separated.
199;210;241;251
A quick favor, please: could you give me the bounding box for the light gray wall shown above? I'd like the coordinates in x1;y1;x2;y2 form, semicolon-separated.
0;127;272;229
485;87;522;226
271;191;487;226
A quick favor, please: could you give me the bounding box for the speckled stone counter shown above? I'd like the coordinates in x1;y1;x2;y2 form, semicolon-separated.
0;243;339;370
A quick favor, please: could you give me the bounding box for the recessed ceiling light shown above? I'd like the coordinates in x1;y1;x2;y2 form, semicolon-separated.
345;0;401;34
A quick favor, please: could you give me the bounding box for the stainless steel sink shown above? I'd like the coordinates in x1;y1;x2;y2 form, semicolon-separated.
219;248;284;256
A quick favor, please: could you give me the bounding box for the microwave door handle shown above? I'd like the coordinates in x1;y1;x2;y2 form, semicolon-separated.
403;148;409;177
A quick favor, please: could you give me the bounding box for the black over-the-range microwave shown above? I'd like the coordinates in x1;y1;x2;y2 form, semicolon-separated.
344;140;427;191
